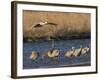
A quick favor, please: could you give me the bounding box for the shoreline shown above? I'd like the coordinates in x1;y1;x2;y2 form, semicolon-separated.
23;36;90;43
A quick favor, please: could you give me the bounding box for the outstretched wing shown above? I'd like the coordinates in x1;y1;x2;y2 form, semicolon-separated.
47;22;57;26
29;22;57;31
34;24;42;28
29;22;41;31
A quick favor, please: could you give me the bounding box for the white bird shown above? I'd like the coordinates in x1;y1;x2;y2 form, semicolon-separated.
81;47;89;55
29;51;39;60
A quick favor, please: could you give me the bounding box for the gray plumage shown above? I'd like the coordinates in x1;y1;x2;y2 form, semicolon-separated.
29;21;57;31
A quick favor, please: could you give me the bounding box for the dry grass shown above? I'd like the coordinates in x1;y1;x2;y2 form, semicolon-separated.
23;10;90;40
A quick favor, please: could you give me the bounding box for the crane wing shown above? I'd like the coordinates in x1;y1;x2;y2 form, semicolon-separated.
28;22;57;31
29;22;41;30
47;22;58;26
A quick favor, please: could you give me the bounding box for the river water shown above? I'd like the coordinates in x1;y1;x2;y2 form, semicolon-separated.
23;39;90;69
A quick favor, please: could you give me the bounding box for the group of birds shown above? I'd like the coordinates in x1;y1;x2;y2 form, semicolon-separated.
65;46;89;57
29;46;90;61
28;21;90;61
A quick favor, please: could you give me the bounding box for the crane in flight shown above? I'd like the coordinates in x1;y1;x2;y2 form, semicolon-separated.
28;21;58;48
29;21;57;31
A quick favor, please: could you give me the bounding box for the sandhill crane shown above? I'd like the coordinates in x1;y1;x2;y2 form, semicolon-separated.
29;21;57;30
29;21;57;48
65;47;75;57
44;49;60;59
73;46;82;57
81;46;89;55
29;51;39;61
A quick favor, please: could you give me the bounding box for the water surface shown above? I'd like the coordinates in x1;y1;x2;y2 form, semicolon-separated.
23;39;90;69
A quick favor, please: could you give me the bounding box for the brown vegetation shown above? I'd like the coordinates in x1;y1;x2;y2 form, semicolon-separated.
23;10;91;41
